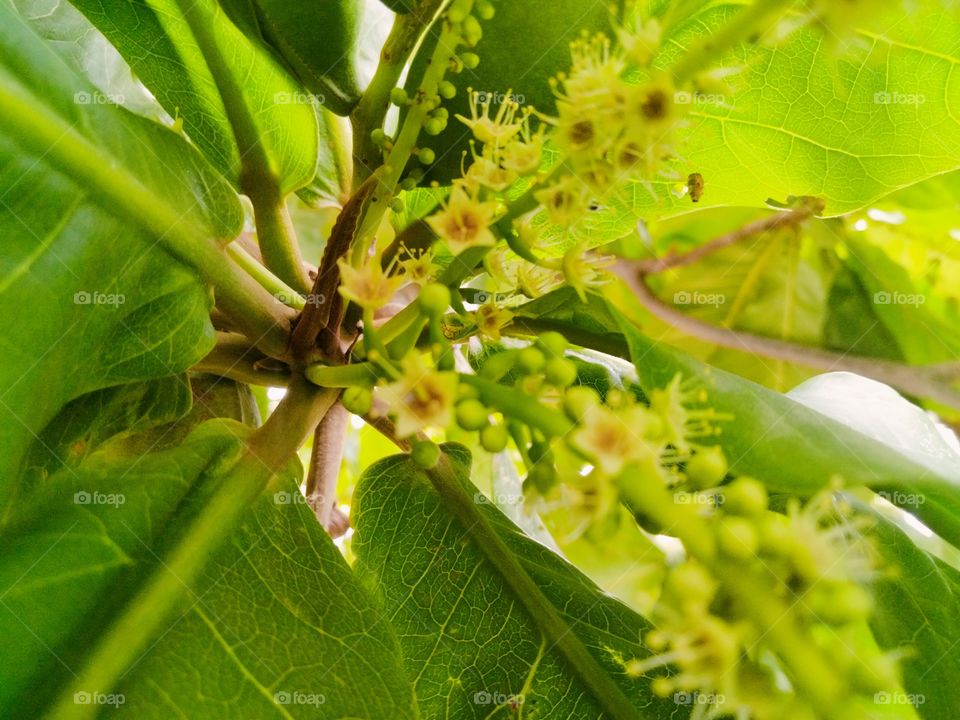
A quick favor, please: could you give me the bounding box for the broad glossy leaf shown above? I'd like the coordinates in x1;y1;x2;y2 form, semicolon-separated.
860;501;960;720
248;0;363;115
353;445;683;720
114;457;418;719
610;303;960;547
0;9;246;507
69;0;320;192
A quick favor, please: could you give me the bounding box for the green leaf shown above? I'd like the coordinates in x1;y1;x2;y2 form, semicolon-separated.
68;0;321;192
859;501;960;719
609;303;960;548
353;445;683;720
824;265;905;361
408;0;610;183
113;468;418;719
246;0;363;115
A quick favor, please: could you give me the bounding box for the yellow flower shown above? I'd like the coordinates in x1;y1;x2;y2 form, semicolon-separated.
474;302;513;341
569;403;663;476
561;243;611;302
535;178;588;228
337;258;404;310
426;185;499;255
376;356;458;438
398;248;439;286
456;88;523;145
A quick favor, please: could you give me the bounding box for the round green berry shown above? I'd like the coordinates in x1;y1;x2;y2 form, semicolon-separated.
370;128;388;146
480;423;509;453
418;147;436;164
685;446;728;489
411;440;441;469
460;52;480;69
758;514;794;556
455;399;489;431
462;15;483;45
664;562;715;606
517;347;546;375
525;463;556;494
475;0;495;20
722;477;768;516
419;283;450;315
390;87;409;106
438;81;457;99
424;117;447;136
717;517;759;559
544;357;577;388
538;331;568;357
341;386;373;416
563;386;599;420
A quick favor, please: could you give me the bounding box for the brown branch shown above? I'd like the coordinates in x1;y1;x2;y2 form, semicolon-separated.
306;400;348;533
613;260;960;411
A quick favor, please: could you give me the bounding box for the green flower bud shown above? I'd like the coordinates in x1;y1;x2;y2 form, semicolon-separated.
462;15;483;46
758;514;794;556
424;117;447;136
390;87;410;105
538;331;568;357
525;462;557;494
342;386;373;416
370;128;388;146
419;283;451;315
563;385;600;421
685;446;728;489
475;0;495;20
717;517;759;559
438;80;457;99
480;423;509;453
461;52;480;69
456;399;489;431
544;357;577;388
411;440;441;469
417;147;436;164
722;477;768;516
517;347;546;375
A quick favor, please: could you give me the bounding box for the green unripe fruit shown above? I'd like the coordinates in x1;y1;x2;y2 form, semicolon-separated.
480;423;509;453
563;385;599;420
341;386;373;416
438;81;457;99
411;440;441;469
544;357;577;388
461;52;480;69
456;399;489;431
417;147;436;164
419;283;451;315
475;0;495;20
424;117;447;135
370;128;388;146
538;331;568;357
462;15;483;46
517;347;546;374
717;517;759;559
390;87;410;105
758;514;794;556
685;446;728;489
722;477;768;516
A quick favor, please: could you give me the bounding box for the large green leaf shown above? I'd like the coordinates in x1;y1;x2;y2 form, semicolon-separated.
609;302;960;547
860;501;960;720
68;0;321;192
113;460;418;719
353;445;683;720
0;7;242;506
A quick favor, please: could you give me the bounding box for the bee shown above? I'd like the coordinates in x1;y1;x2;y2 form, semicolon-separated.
687;172;704;203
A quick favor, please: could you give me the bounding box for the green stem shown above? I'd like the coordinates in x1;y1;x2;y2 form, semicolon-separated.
425;453;641;720
227;244;306;310
352;4;474;264
174;0;310;294
193;332;292;386
351;0;445;186
0;81;293;359
45;378;337;720
459;376;573;437
305;361;381;388
670;0;795;85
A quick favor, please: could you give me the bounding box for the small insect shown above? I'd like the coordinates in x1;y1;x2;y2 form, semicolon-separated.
687;172;704;203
